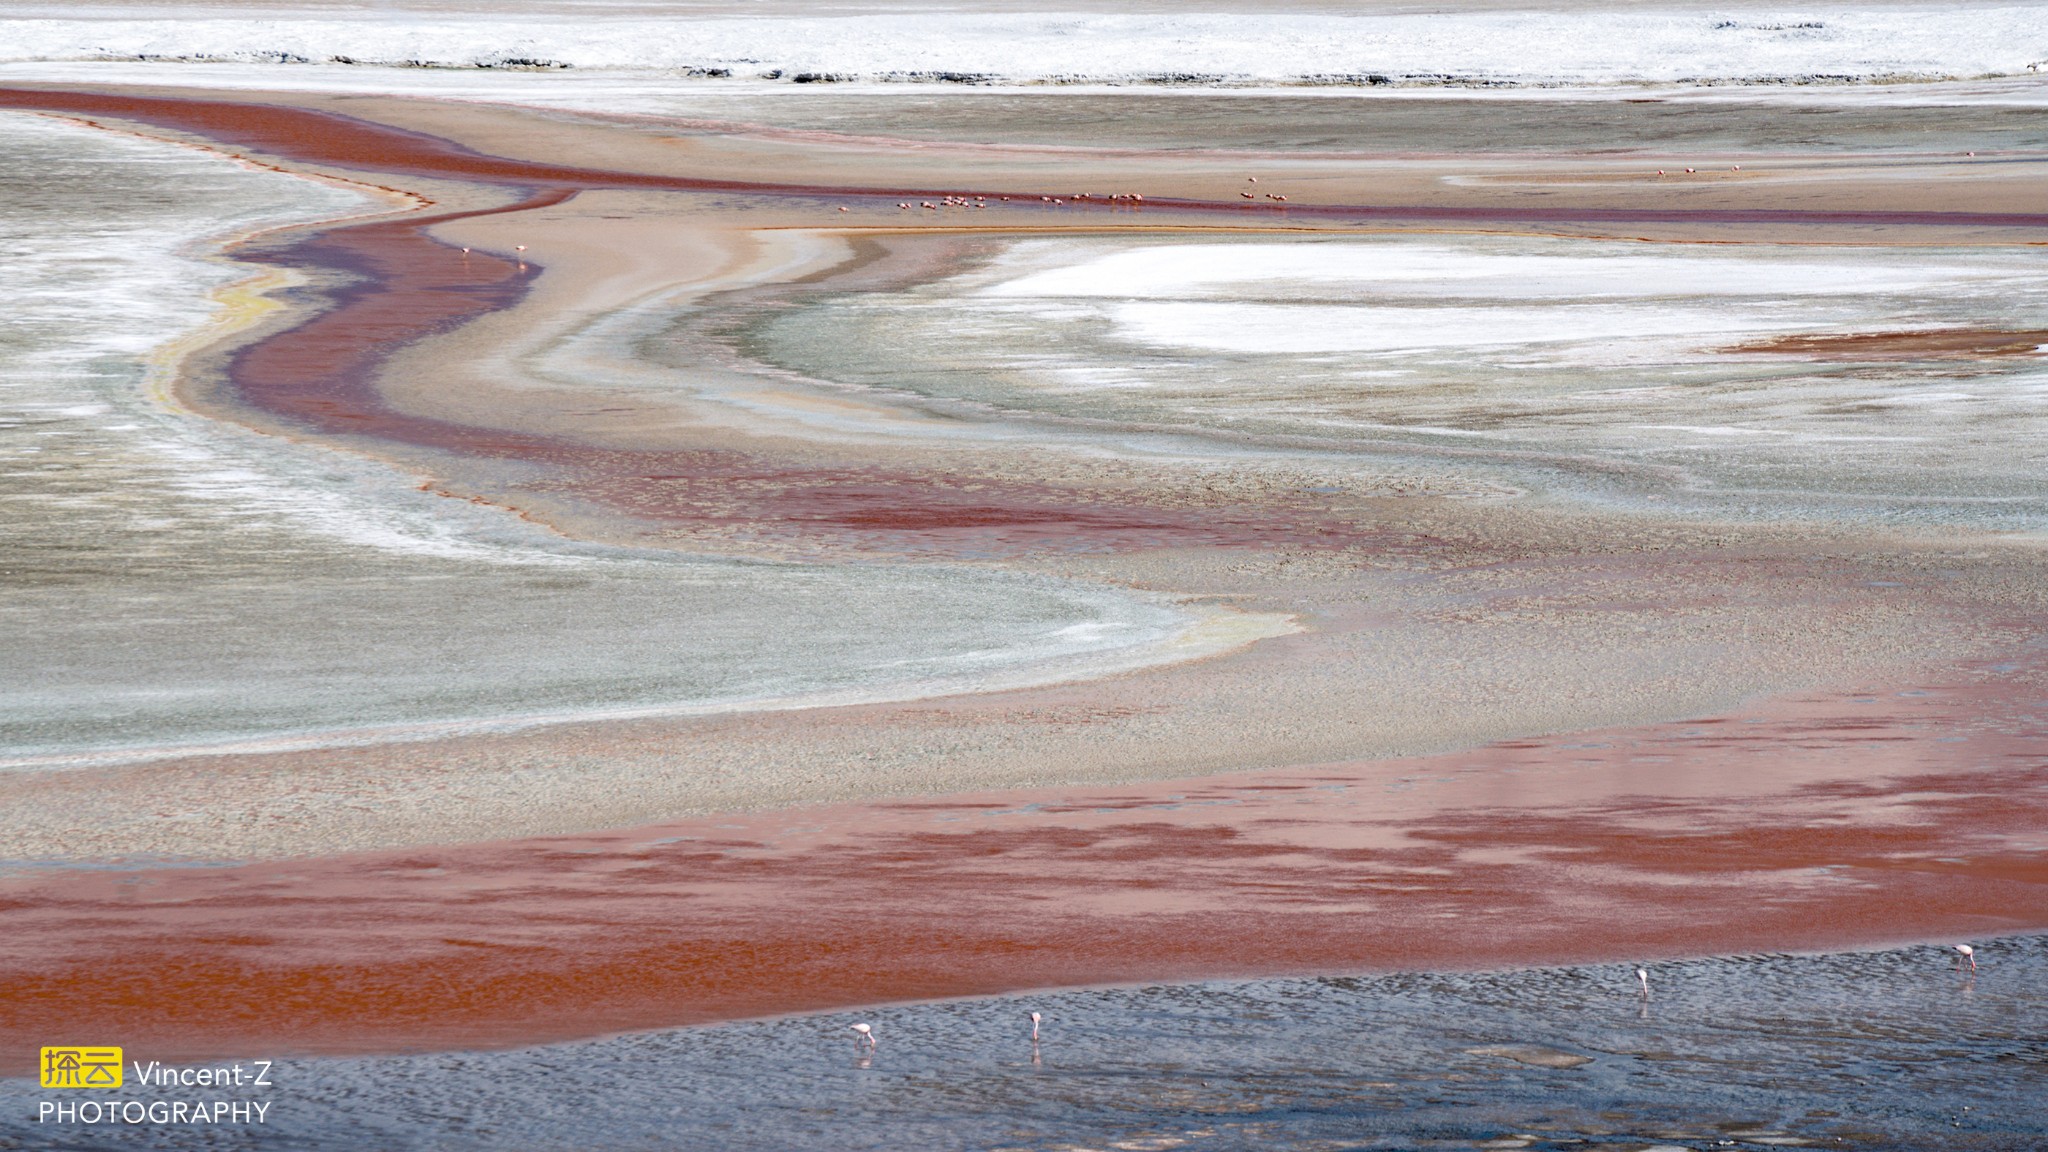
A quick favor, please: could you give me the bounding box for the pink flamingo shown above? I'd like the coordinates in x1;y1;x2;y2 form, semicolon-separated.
1636;968;1650;998
1955;944;1976;972
850;1023;875;1049
1030;1011;1042;1042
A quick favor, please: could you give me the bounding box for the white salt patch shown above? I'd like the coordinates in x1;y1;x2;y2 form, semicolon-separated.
986;243;2027;303
1104;300;1803;355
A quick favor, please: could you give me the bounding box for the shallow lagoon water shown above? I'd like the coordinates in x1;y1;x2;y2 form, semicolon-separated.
751;234;2048;530
5;936;2043;1150
0;112;1197;763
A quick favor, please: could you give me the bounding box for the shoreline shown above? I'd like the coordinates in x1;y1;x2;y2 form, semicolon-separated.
3;647;2043;1072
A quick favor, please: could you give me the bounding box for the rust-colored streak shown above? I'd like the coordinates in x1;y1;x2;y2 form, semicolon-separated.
5;86;2048;226
3;665;2043;1071
229;190;571;448
550;462;1341;554
1724;327;2048;360
0;87;899;197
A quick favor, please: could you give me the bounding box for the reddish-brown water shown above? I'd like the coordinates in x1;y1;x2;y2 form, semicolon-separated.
4;658;2042;1072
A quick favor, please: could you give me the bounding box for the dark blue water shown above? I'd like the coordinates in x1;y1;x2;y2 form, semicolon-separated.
7;937;2044;1151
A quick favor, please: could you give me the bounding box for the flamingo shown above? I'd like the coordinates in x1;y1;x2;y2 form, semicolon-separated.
1636;968;1650;998
514;244;527;252
1955;944;1976;972
850;1022;876;1049
1030;1011;1042;1042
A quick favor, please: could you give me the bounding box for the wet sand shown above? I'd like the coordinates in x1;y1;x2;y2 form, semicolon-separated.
2;81;2046;1070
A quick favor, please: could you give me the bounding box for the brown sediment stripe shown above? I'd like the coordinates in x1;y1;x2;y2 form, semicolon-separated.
4;86;2048;228
1725;327;2048;359
1;661;2042;1069
0;86;856;196
231;190;571;449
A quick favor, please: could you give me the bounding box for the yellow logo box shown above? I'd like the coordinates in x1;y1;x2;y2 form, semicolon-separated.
40;1047;122;1089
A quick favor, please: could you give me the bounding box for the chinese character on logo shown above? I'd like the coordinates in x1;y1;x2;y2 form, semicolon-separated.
40;1047;122;1089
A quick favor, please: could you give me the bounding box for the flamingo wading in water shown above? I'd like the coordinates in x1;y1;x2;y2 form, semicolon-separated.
850;1022;875;1049
1955;944;1976;972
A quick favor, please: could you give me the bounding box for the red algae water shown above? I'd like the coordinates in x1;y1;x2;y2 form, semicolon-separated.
6;657;2044;1065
